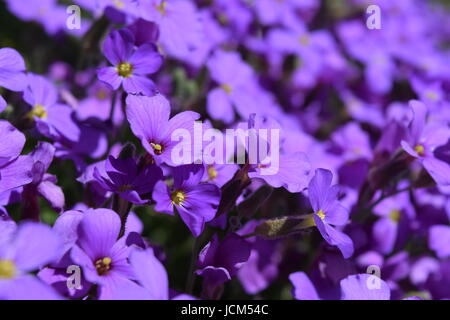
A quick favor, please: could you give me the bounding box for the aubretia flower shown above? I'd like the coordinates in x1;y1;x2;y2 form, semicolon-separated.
24;73;80;142
138;0;202;59
0;120;33;195
372;189;414;255
401;100;450;186
429;225;450;259
126;94;200;166
340;274;390;300
94;155;163;205
0;47;27;92
206;50;254;124
242;115;311;193
302;169;354;258
196;233;251;299
70;208;136;299
290;272;392;300
22;142;65;220
0;220;63;300
153;165;220;237
98;29;163;95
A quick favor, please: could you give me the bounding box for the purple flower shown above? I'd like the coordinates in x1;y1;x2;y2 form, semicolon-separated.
24;73;80;142
0;120;33;195
98;29;163;95
0;220;63;300
289;272;391;300
340;274;390;300
206;50;254;124
5;0;73;35
303;168;354;258
126;93;200;166
94;155;163;205
289;272;321;300
22;142;65;220
70;208;135;299
153;165;220;237
127;247;169;300
196;233;251;299
401;100;450;186
237;221;282;295
372;189;414;255
138;0;202;59
0;47;27;92
429;225;450;259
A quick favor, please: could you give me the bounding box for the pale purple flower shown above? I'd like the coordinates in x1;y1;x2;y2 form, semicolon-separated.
0;47;27;92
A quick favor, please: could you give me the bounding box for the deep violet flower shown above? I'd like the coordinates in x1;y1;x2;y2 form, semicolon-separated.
98;29;163;96
152;165;220;237
196;233;251;299
302;169;354;258
94;155;163;205
126;93;200;166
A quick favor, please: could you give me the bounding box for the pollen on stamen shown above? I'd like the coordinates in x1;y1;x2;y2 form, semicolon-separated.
221;84;232;95
171;190;186;206
113;0;125;9
207;165;218;180
150;142;164;155
0;259;16;279
95;257;112;276
316;209;326;220
299;34;310;46
156;1;167;15
117;62;133;78
390;209;401;222
29;104;48;119
414;144;425;156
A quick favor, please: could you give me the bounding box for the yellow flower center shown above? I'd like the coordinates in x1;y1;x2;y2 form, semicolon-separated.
414;144;425;156
171;190;186;206
390;209;401;222
30;104;48;119
117;62;133;78
221;84;232;95
0;260;16;279
156;1;167;15
207;165;218;180
95;257;112;276
299;34;310;46
113;0;125;9
96;89;108;100
150;142;163;155
316;209;326;220
425;91;438;101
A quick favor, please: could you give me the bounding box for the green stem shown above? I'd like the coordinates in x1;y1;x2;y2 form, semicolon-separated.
185;235;202;294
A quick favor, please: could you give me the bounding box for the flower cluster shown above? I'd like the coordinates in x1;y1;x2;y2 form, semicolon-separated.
1;0;450;300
